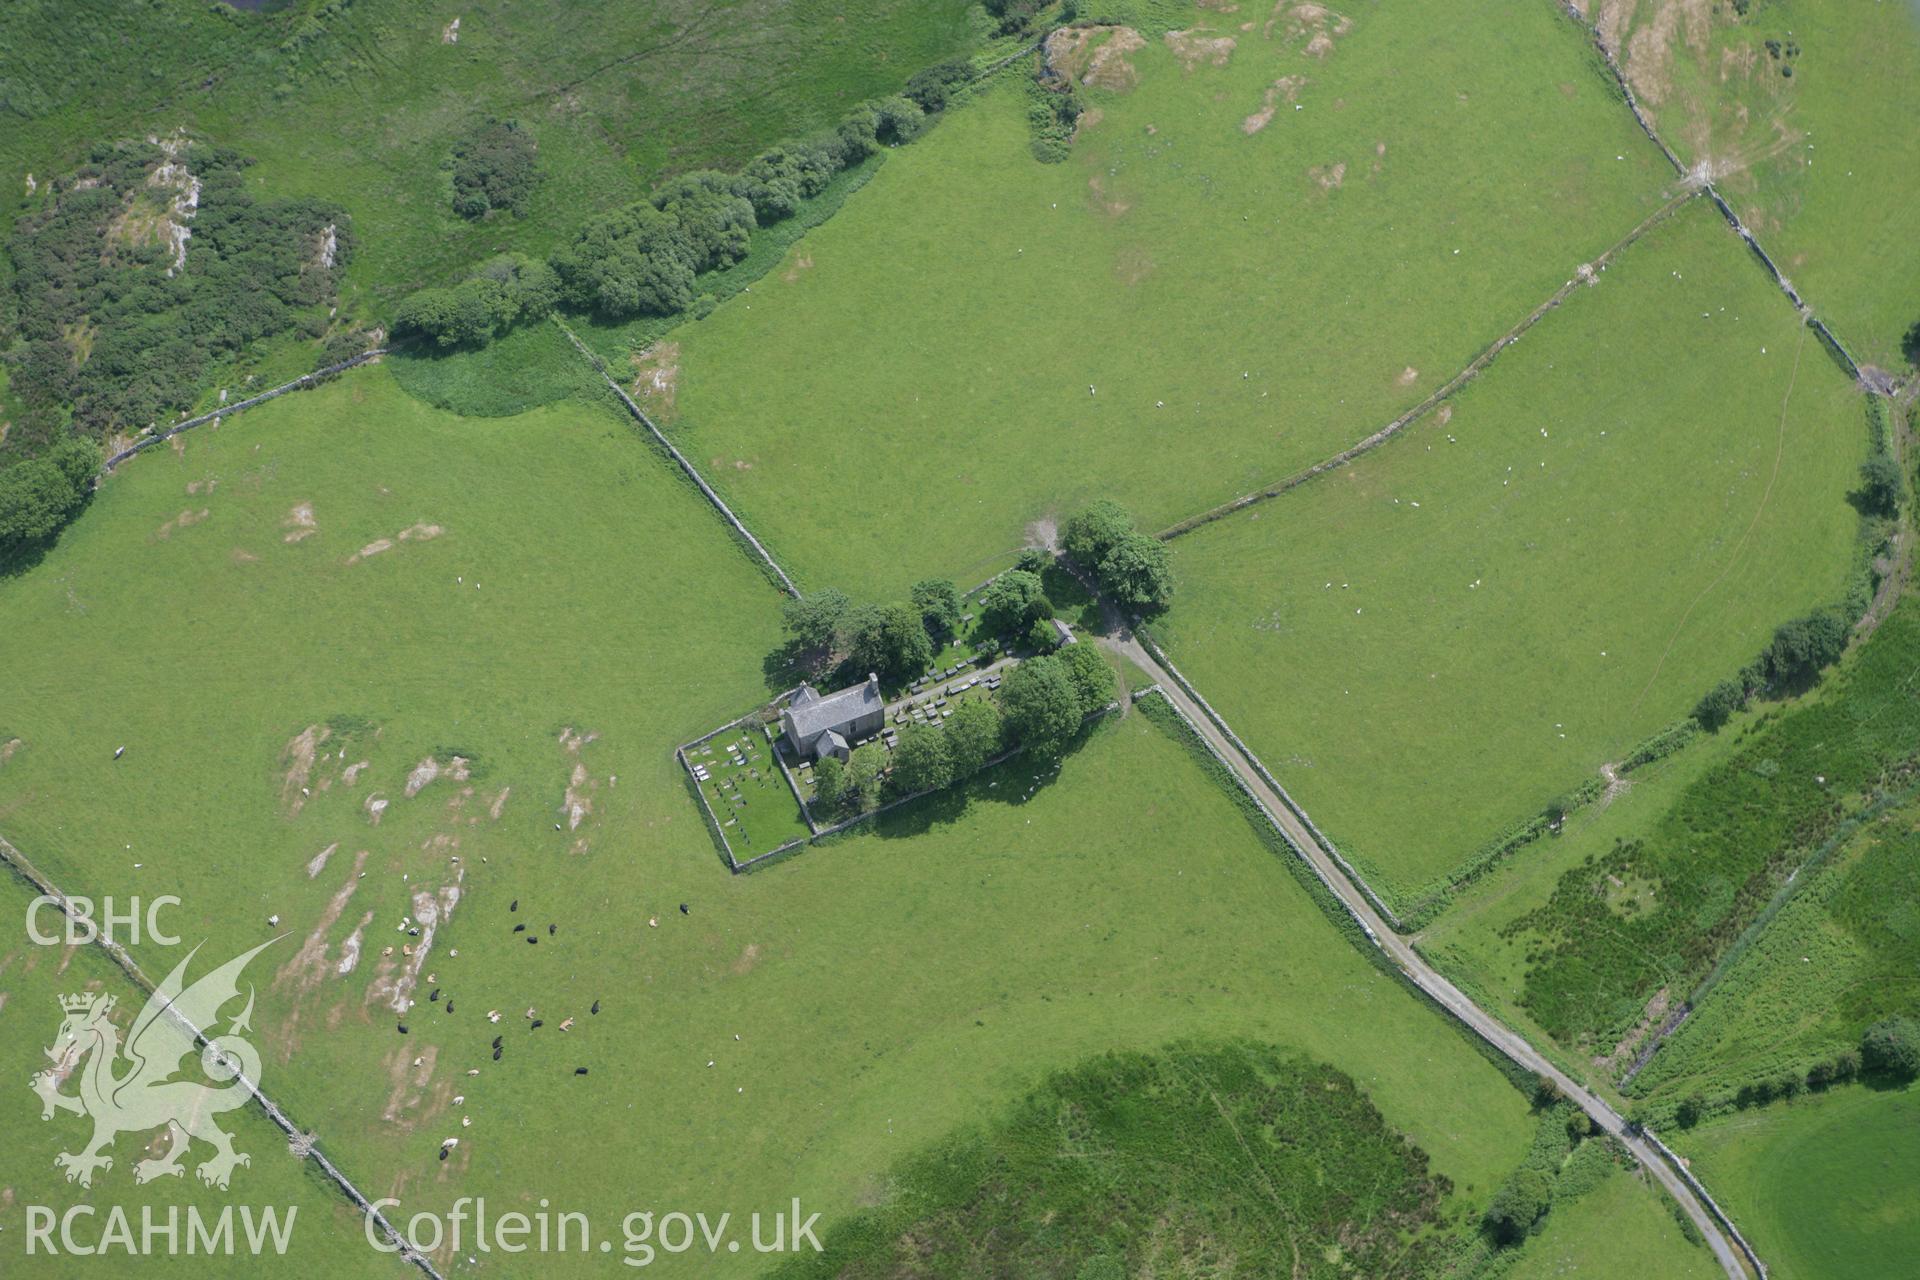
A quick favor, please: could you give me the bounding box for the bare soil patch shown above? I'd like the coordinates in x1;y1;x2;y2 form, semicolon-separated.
153;508;209;541
404;755;470;800
282;502;318;543
630;342;681;420
1267;2;1352;55
1113;245;1156;285
1046;26;1146;91
1308;161;1347;190
1165;29;1236;71
1087;175;1131;218
1242;75;1306;133
280;724;332;816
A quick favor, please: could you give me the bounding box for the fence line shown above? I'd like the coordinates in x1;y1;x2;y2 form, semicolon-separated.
1156;190;1697;542
1557;0;1879;392
1130;628;1405;930
102;349;388;473
554;319;801;597
0;833;441;1279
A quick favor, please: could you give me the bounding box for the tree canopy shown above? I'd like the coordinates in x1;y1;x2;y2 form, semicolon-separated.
911;578;963;639
1862;1016;1920;1081
980;569;1050;635
888;725;953;796
450;117;541;219
843;601;934;683
1001;655;1085;757
1063;499;1174;611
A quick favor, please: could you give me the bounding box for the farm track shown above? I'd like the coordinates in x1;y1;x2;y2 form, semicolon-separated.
0;833;439;1280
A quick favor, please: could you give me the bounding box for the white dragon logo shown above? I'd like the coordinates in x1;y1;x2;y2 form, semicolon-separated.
29;939;277;1190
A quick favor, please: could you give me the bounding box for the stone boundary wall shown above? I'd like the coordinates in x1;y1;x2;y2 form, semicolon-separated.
102;349;388;473
555;319;802;598
1642;1127;1770;1278
0;833;441;1278
1131;627;1405;929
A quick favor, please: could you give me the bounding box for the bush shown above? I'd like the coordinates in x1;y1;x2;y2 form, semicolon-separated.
1014;546;1051;574
1693;677;1747;731
1763;611;1850;685
1861;1016;1920;1081
1100;531;1174;609
0;437;98;562
651;171;755;273
1064;500;1174;611
781;589;850;656
450;117;540;218
911;578;962;640
1025;77;1084;163
843;602;934;683
1483;1168;1553;1245
873;96;926;145
904;61;976;113
1057;642;1115;717
1856;452;1902;516
550;202;699;318
810;756;849;816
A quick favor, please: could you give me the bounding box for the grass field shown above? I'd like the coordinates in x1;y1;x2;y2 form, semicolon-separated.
1629;781;1920;1107
779;1041;1468;1277
1599;0;1920;367
1508;1156;1721;1280
1148;199;1867;909
1502;595;1920;1057
0;0;981;310
0;361;1538;1273
0;878;406;1278
661;0;1675;595
1415;713;1750;1084
1670;1084;1920;1280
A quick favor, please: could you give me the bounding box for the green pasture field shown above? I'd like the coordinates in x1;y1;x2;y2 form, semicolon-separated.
1628;782;1920;1108
1601;0;1920;367
1507;1157;1721;1280
0;881;406;1278
1415;717;1749;1087
663;0;1675;595
0;362;1535;1274
1670;1084;1920;1280
1501;596;1920;1058
780;1041;1467;1277
0;0;980;311
1148;199;1867;910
